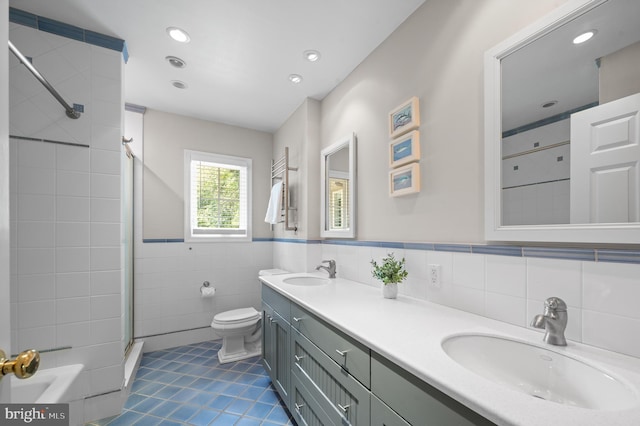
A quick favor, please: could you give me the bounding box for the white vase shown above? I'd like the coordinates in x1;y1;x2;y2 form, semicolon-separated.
382;283;398;299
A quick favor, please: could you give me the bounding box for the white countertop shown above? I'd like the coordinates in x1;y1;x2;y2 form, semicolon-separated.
260;272;640;426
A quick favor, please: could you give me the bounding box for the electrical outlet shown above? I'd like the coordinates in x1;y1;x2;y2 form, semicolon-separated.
428;264;441;288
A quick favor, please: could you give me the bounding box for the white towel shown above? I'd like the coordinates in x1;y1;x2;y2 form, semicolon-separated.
264;181;283;224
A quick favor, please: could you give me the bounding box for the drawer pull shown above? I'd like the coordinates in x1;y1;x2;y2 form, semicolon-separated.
337;403;350;413
335;349;349;357
292;316;303;323
294;354;305;362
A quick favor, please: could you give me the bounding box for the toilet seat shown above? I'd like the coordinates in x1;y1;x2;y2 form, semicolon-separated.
212;307;260;329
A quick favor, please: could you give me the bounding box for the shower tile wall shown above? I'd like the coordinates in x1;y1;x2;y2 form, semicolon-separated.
9;21;124;420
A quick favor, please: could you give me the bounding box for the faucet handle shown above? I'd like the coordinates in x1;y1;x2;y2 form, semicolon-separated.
545;297;567;311
321;259;335;265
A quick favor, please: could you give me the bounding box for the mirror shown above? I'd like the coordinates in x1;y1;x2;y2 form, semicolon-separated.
321;133;356;238
485;0;640;243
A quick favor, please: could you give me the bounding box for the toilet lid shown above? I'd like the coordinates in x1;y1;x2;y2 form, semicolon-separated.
214;307;260;324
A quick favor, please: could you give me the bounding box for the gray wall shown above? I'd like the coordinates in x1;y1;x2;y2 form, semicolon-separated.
142;109;273;239
319;0;568;243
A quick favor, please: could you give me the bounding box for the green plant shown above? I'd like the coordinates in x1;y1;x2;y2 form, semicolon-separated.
370;253;408;285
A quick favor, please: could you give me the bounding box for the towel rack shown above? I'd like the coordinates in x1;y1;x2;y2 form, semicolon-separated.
271;147;298;232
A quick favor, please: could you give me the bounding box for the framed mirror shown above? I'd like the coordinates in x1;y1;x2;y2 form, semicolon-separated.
485;0;640;243
321;133;356;238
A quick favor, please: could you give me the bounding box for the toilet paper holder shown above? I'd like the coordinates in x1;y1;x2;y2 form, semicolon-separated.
200;281;216;297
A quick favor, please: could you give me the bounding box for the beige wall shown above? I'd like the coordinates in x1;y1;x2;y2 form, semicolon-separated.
273;98;321;240
143;109;273;239
319;0;568;243
600;41;640;104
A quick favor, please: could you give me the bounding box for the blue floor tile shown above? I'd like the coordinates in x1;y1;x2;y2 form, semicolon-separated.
91;342;290;426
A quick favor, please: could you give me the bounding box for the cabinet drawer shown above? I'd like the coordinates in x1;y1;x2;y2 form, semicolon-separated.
291;371;332;426
371;395;410;426
293;328;370;426
262;284;290;322
291;303;370;388
371;352;495;426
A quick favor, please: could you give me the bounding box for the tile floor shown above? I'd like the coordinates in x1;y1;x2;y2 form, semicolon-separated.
87;341;295;426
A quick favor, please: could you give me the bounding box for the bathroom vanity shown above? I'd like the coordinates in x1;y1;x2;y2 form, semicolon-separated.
260;273;640;426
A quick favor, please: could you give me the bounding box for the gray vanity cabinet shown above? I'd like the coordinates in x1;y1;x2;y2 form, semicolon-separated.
371;395;410;426
262;285;292;407
371;353;495;426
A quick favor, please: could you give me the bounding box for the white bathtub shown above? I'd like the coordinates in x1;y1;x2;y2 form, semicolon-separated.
11;364;84;404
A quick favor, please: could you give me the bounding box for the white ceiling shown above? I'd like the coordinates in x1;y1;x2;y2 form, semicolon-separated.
9;0;426;132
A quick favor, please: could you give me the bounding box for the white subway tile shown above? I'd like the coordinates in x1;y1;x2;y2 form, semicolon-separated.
91;173;120;199
56;222;90;247
18;274;55;302
91;100;121;128
88;341;123;369
56;272;91;298
57;171;90;197
91;223;120;247
90;124;121;151
18;326;56;352
56;248;90;273
56;297;91;324
91;247;120;271
485;255;526;298
404;249;429;280
90;365;124;394
90;198;120;223
452;253;485;290
527;258;582;307
18;300;56;329
57;196;90;222
583;310;640;358
91;318;121;344
18;166;55;195
91;270;121;296
18;194;55;221
56;145;90;172
583;262;640;320
18;221;54;248
18;140;55;168
485;292;526;327
91;294;121;320
18;248;55;275
56;321;91;347
91;149;120;175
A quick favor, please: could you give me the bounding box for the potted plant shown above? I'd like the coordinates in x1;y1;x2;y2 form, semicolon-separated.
370;252;408;299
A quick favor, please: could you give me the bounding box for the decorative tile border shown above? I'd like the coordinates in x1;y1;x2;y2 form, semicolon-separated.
140;238;640;264
10;7;128;61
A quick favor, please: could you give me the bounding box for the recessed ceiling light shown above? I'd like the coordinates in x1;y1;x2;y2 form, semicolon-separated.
304;50;321;62
166;56;186;68
573;30;596;45
541;100;558;108
171;80;188;89
289;74;303;84
167;27;190;43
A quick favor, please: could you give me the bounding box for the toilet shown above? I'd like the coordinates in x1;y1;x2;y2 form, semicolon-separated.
211;268;288;364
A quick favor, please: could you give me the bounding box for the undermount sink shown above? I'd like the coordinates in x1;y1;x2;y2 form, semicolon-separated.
282;275;330;286
442;334;638;410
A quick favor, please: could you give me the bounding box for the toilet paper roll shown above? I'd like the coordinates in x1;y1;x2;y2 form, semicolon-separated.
200;286;216;298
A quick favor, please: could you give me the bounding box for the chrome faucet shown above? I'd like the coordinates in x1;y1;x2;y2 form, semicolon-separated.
315;260;336;278
531;297;568;346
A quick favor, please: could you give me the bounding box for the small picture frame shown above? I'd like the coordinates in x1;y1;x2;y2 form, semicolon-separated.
389;130;420;168
389;96;420;138
389;163;420;197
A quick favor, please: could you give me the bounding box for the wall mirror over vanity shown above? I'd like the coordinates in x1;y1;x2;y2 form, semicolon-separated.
485;0;640;244
321;133;357;238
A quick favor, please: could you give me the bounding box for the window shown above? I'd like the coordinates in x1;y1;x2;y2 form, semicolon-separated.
184;150;251;241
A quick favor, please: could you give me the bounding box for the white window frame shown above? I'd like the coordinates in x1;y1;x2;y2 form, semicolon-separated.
184;150;252;242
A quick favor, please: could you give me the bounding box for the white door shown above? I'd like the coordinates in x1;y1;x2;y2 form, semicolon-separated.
570;93;640;223
1;0;12;403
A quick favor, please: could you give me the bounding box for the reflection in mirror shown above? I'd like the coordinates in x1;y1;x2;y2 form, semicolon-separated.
485;0;640;243
321;134;356;238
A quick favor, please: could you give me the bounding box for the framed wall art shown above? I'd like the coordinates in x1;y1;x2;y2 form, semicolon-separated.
389;162;420;197
389;130;420;168
389;96;419;138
